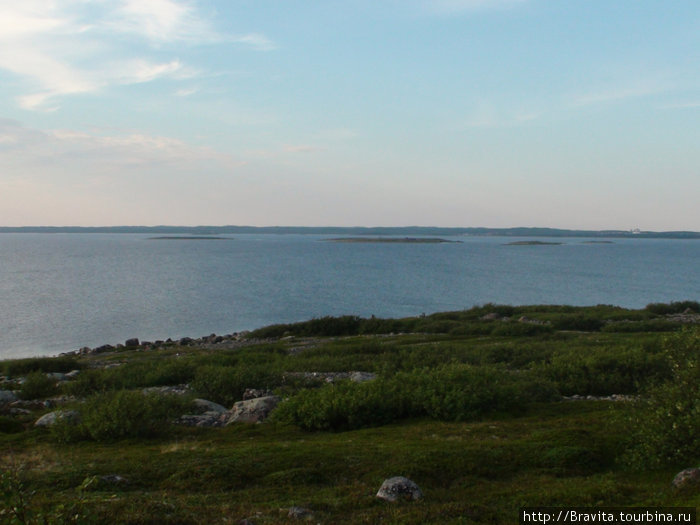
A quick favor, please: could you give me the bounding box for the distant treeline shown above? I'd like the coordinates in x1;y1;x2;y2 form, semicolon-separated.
0;225;698;239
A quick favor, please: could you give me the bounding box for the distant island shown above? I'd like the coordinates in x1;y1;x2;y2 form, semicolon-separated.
505;240;562;246
148;236;231;241
0;226;698;239
326;237;459;244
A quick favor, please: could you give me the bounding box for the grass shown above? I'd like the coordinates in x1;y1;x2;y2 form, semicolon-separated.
1;303;698;524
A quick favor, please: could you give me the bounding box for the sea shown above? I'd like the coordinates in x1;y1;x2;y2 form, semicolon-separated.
0;233;698;359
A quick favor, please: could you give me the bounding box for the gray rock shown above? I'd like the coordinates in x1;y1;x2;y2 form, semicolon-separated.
672;468;700;489
176;412;226;427
0;390;17;405
47;372;67;381
242;388;272;401
65;370;81;379
349;371;377;383
125;338;140;347
376;476;423;502
100;474;129;485
34;410;81;427
142;385;190;396
287;506;313;519
192;398;228;414
226;396;280;424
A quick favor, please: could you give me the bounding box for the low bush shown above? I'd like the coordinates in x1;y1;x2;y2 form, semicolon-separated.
601;320;680;333
79;390;188;441
192;365;283;406
623;329;700;468
1;357;81;377
18;371;58;400
645;301;700;315
272;364;557;431
541;345;669;396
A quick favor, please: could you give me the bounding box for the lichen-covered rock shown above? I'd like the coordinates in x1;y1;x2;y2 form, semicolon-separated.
287;506;313;519
0;390;17;405
192;398;228;414
176;412;227;427
242;388;272;401
34;410;81;427
226;396;280;424
672;468;700;489
349;371;377;383
376;476;423;502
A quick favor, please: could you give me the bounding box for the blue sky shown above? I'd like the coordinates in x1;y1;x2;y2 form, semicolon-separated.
0;0;698;229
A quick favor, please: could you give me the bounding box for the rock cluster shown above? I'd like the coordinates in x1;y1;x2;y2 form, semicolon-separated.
284;371;377;383
62;332;252;357
176;395;281;428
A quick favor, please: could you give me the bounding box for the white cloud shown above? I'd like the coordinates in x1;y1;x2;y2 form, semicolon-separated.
0;1;275;111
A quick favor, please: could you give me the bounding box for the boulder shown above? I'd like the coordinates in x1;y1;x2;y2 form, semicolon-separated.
176;412;226;428
242;388;272;401
287;507;313;519
65;370;81;379
376;476;423;502
34;410;81;427
349;371;377;383
192;398;228;414
125;338;140;347
672;468;700;489
0;390;17;405
226;396;280;424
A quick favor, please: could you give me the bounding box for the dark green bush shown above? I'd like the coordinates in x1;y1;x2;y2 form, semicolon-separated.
645;301;700;315
623;329;700;468
491;322;553;337
601;320;681;333
192;365;282;406
541;346;669;396
0;416;24;434
551;315;604;332
1;357;81;377
272;364;557;431
79;390;188;441
18;371;58;400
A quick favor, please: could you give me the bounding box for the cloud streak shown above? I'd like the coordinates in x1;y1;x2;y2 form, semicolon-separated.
0;1;275;110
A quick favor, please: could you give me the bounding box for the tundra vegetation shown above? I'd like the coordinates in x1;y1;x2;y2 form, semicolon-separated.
1;302;699;524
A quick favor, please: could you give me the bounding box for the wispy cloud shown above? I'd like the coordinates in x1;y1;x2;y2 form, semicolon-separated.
0;118;242;172
0;1;276;111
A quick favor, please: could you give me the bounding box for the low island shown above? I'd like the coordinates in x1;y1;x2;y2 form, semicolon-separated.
326;237;460;243
1;302;698;523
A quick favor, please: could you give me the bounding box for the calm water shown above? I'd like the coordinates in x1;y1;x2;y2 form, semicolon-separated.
0;233;698;359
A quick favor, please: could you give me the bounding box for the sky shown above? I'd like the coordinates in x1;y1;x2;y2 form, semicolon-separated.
0;0;698;230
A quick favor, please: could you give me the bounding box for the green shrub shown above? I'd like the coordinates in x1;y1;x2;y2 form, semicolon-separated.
645;301;700;315
0;416;24;434
1;357;81;377
192;365;282;406
272;364;557;431
551;315;604;332
601;319;680;333
79;390;188;441
541;346;669;396
18;371;58;400
491;322;553;336
623;329;700;468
